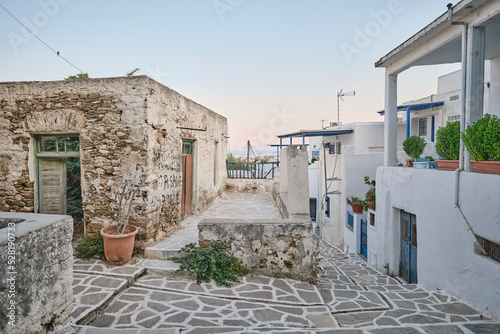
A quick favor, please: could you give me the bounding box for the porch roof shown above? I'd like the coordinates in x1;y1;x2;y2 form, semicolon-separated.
377;102;444;116
375;0;500;73
277;129;353;139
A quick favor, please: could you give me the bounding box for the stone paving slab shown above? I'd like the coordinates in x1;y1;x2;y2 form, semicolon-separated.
73;258;145;281
135;274;323;305
90;285;337;330
71;273;129;323
54;321;500;333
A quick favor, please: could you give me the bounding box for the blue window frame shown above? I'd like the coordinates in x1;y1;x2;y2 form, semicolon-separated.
347;211;354;229
325;197;330;217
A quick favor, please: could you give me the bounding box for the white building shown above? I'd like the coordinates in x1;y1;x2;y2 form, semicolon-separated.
278;122;407;249
375;0;500;318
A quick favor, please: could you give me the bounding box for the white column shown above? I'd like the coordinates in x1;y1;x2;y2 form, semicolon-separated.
488;56;500;117
465;26;485;171
384;71;398;167
285;145;309;215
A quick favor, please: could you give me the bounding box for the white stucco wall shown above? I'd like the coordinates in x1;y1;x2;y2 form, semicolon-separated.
375;167;500;318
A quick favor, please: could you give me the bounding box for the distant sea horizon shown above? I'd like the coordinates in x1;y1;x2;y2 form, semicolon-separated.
229;149;277;158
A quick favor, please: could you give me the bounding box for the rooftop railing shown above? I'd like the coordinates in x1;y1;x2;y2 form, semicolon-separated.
226;161;278;179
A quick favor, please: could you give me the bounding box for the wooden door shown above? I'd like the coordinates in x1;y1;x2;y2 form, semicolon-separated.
181;154;193;215
39;159;67;214
360;218;368;258
400;211;418;283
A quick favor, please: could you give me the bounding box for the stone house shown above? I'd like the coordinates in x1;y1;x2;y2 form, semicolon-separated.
0;76;228;244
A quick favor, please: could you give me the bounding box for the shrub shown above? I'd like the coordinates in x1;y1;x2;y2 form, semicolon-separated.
75;234;105;260
462;114;500;161
403;135;427;160
436;121;461;160
346;196;365;206
171;242;248;286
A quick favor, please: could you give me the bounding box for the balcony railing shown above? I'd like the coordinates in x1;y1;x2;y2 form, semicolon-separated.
226;161;278;179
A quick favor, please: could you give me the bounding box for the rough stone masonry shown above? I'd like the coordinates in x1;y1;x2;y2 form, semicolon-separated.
0;76;228;244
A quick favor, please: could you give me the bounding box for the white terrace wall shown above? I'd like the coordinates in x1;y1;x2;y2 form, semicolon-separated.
375;167;500;318
0;76;227;244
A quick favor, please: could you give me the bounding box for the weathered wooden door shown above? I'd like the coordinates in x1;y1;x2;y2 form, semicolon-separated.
39;159;67;214
360;218;368;258
400;211;418;283
181;141;193;215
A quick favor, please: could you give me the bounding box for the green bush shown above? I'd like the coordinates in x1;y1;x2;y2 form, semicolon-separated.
462;114;500;161
75;234;105;260
436;121;461;160
403;135;427;160
171;242;248;286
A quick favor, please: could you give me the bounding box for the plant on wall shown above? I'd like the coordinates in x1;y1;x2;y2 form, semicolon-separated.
462;114;500;161
436;121;461;160
364;176;375;210
403;135;427;160
171;242;248;286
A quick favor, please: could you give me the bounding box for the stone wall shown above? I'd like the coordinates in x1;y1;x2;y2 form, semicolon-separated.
198;218;313;280
0;76;228;244
0;213;73;334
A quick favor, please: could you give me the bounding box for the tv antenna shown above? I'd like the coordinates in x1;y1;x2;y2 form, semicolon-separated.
126;68;140;76
337;89;355;123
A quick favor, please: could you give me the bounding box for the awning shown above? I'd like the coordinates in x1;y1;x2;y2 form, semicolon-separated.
277;129;353;139
378;102;444;141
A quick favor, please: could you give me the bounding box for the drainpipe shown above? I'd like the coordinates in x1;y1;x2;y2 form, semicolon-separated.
447;3;467;206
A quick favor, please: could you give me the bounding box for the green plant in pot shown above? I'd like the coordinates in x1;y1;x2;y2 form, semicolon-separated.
462;114;500;174
364;176;375;211
403;135;427;167
346;196;365;214
100;163;151;265
435;121;460;170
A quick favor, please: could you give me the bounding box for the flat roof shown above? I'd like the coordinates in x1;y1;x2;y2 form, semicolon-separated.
277;129;354;139
377;102;444;115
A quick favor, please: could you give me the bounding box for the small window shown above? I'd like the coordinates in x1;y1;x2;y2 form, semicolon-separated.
336;142;341;154
418;118;427;136
347;211;354;229
325;197;330;217
402;219;409;242
328;143;335;154
312;151;320;159
182;142;193;155
369;212;375;227
39;136;79;153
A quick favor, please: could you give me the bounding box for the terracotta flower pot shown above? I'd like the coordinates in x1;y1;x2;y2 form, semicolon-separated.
471;160;500;175
436;160;459;171
100;225;138;265
406;159;414;167
367;200;375;211
351;204;364;214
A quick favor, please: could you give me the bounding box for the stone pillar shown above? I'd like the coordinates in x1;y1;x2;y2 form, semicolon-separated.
384;71;398;167
284;145;309;215
465;26;485;171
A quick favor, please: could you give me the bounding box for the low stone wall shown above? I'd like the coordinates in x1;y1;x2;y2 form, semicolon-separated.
0;213;73;334
225;178;278;193
198;218;313;280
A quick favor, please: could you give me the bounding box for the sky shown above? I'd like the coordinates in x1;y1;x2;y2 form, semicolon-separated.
0;0;461;153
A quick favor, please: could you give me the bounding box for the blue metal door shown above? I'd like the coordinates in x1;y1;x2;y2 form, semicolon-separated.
400;211;418;283
360;219;367;258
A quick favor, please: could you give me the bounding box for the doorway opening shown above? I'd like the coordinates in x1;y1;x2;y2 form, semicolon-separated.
181;140;194;216
35;135;83;233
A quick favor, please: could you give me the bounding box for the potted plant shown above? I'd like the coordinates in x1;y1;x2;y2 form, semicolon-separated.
346;196;365;214
364;176;375;210
403;135;427;167
100;164;150;265
462;114;500;174
435;121;460;170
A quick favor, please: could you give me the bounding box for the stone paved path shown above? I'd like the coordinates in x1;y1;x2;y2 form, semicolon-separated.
53;193;500;333
145;193;281;259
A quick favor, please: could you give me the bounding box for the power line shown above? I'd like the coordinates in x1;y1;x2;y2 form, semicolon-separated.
0;3;85;74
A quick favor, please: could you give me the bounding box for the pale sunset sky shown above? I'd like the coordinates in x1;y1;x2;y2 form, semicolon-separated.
0;0;461;153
